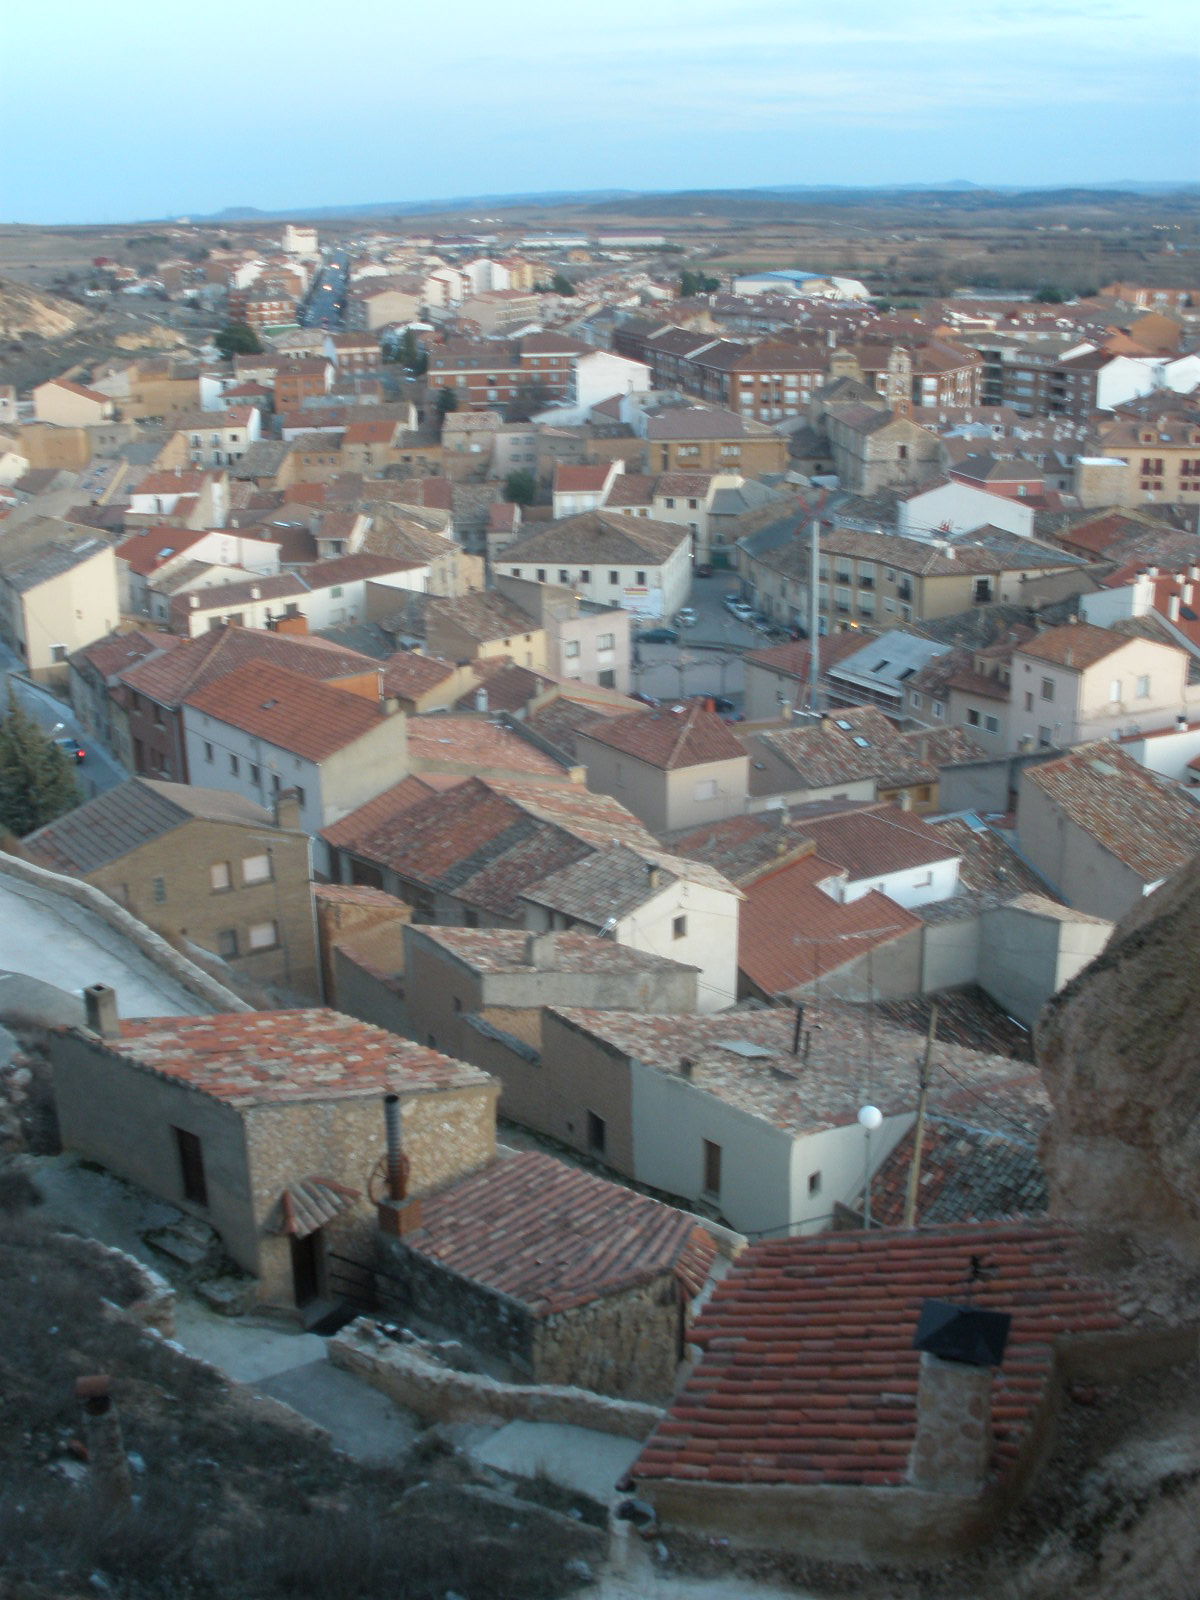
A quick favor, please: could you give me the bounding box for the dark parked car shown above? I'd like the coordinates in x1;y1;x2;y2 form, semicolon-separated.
636;626;679;644
53;735;86;764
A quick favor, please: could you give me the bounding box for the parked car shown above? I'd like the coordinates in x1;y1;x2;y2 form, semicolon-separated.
674;607;698;628
53;735;86;764
636;626;679;645
723;596;755;621
631;691;661;708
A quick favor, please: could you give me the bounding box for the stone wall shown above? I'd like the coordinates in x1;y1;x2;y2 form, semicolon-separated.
376;1234;534;1373
532;1277;682;1402
329;1318;662;1439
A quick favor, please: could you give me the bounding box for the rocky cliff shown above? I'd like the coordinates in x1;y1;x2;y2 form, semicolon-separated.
1036;853;1200;1253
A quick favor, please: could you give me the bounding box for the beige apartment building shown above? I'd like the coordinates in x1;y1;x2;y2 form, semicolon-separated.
1007;623;1195;751
23;780;318;996
1091;412;1200;506
0;530;120;682
32;377;115;428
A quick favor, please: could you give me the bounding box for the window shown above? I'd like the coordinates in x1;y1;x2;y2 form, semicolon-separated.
558;569;569;583
564;640;581;659
703;1139;722;1196
967;708;980;726
933;702;944;719
635;571;646;586
173;1127;208;1207
1024;691;1034;712
330;586;343;599
579;569;591;583
152;876;166;904
693;778;718;800
1136;675;1150;699
586;1110;607;1155
294;786;305;807
204;742;214;764
229;753;240;776
985;714;1000;733
209;861;231;892
1038;725;1053;748
1109;678;1122;702
536;568;546;582
911;693;923;711
808;1171;822;1197
217;928;238;958
609;570;619;585
672;914;687;939
247;919;279;951
597;632;614;651
248;763;260;786
242;853;271;885
1040;678;1055;702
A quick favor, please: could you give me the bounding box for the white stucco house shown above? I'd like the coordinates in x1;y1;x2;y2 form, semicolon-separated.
498;509;692;620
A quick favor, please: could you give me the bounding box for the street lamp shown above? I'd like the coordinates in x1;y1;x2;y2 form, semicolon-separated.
858;1104;883;1230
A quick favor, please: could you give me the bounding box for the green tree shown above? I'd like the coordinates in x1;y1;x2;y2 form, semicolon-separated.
504;469;537;506
434;386;459;418
1034;284;1066;304
679;270;720;297
0;705;80;837
214;320;262;358
550;273;576;296
394;327;427;373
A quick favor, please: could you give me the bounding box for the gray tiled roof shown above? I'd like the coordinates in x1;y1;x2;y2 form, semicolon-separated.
22;777;275;874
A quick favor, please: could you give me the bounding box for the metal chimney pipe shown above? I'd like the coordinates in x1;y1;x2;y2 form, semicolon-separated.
792;1001;806;1056
384;1093;407;1202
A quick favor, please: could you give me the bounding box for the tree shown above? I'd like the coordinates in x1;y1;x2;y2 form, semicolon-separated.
679;270;720;298
434;386;459;418
214;320;262;359
504;469;537;506
392;327;427;374
1034;285;1066;304
550;273;576;296
0;705;80;837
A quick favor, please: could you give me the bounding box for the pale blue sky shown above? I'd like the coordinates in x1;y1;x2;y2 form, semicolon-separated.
5;0;1196;223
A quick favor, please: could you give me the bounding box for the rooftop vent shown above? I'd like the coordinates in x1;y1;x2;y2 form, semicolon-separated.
719;1040;774;1060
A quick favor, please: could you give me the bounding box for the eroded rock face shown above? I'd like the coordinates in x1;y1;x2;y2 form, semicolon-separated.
1035;855;1200;1250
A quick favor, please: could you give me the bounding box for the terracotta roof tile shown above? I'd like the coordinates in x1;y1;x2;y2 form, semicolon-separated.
407;1150;717;1315
1015;622;1132;670
112;1009;490;1106
406;713;569;778
184;660;394;761
634;1222;1123;1489
579;703;746;770
119;626;380;708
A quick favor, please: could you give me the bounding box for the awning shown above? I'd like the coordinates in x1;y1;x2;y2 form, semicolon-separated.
270;1176;362;1238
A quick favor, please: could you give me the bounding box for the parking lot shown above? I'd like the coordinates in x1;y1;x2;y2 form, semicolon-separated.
630;571;787;714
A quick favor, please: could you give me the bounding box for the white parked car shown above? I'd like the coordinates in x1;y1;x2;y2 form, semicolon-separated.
674;607;698;627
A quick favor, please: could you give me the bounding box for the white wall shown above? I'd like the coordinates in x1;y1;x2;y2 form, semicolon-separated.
573;351;651;409
897;481;1034;540
615;877;739;1013
839;854;961;909
1120;724;1200;781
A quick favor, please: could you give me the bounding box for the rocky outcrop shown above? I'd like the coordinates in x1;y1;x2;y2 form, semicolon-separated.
0;275;89;340
1036;854;1200;1252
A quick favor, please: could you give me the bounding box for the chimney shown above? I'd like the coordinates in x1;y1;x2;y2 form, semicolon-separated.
646;863;662;891
523;930;557;966
376;1093;422;1237
1177;714;1188;733
907;1297;1011;1495
791;1002;806;1056
381;696;401;716
84;984;119;1039
680;1057;694;1079
75;1376;132;1514
273;787;302;829
474;686;489;713
1169;595;1181;622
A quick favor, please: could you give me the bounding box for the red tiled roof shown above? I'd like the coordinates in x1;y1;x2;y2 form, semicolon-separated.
579;703;746;770
407;1149;717;1316
320;775;446;850
133;470;210;496
313;883;411;908
1015;623;1131;670
113;1009;489;1105
379;651;458;700
803;805;959;880
115;524;210;576
183;661;393;761
70;629;178;680
406;714;568;778
634;1222;1124;1490
738;853;921;993
118;625;380;707
554;464;612;493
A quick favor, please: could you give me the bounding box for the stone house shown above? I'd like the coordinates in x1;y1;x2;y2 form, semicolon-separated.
822;405;941;495
50;1001;497;1312
423;590;550;673
22;780;318;997
642;406;789;477
631;1222;1136;1561
375;1148;717;1401
574;704;750;834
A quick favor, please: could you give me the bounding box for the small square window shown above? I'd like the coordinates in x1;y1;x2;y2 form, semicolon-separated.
209;861;231;892
242;853;271;885
672;915;687;939
217;928;238;958
247;919;278;951
1041;678;1054;701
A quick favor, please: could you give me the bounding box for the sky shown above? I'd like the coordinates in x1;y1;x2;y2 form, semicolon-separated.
4;0;1197;224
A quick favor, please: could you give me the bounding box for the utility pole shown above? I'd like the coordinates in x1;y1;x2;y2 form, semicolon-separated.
902;1002;939;1228
808;513;821;713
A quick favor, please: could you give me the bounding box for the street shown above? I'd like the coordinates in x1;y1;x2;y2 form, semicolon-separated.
631;572;770;713
0;643;127;801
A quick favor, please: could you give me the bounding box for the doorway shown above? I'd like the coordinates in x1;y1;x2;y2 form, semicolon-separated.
290;1230;323;1306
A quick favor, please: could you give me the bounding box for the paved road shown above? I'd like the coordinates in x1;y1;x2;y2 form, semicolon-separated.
631;573;778;711
0;647;127;800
